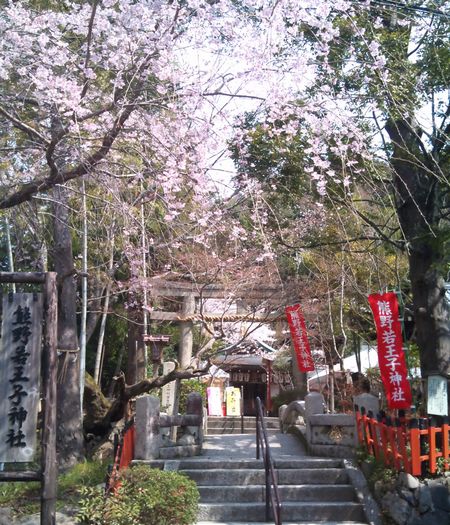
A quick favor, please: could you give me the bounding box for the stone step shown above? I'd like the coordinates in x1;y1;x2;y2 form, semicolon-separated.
198;483;357;502
196;522;368;525
274;458;342;469
207;416;279;422
206;427;278;435
197;502;366;522
181;467;349;486
207;417;279;428
138;458;342;470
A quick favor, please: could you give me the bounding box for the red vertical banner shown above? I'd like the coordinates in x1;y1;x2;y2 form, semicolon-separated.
368;292;412;409
285;304;315;372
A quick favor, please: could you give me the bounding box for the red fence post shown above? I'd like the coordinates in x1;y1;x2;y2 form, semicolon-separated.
368;416;380;461
362;413;374;455
396;421;410;473
385;418;398;469
443;421;449;471
355;409;364;446
379;420;390;466
409;418;422;476
428;423;438;475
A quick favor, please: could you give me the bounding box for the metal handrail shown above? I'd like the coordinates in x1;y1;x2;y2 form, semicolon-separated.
255;397;282;525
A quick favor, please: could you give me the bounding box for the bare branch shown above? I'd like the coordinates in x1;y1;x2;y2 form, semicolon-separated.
0;105;50;146
99;363;211;425
80;1;99;100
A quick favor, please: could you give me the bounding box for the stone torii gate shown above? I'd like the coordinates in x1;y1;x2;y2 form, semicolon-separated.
146;280;286;370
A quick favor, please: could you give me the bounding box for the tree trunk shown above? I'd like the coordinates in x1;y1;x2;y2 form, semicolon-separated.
83;364;210;437
408;250;450;377
126;309;146;384
53;186;84;467
290;356;308;397
85;284;104;343
94;234;115;384
386;118;450;409
408;239;450;413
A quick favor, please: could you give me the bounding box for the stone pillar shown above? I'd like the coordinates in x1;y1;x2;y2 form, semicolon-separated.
173;295;195;441
135;395;161;460
179;294;195;368
161;362;176;414
305;392;325;446
186;392;204;446
354;393;379;417
305;392;326;416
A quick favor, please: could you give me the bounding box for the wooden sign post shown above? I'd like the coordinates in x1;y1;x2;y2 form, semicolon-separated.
0;272;58;525
0;293;43;462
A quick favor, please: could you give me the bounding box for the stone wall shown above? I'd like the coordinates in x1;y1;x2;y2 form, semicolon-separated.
367;469;450;525
282;392;358;458
135;393;203;460
306;413;358;458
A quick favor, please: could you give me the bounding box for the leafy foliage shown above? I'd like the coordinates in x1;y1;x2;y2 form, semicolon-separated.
76;466;199;525
0;460;109;518
0;480;40;517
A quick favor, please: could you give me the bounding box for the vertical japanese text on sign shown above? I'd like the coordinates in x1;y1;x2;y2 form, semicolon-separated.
0;294;43;462
285;304;315;372
368;292;412;410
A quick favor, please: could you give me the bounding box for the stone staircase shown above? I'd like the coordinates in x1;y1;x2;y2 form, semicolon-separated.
206;416;279;435
145;456;369;525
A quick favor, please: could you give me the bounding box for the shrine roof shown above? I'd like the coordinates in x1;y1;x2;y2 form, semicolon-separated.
213;339;278;367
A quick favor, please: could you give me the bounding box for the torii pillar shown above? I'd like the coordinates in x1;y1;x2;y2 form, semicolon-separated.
171;294;195;432
179;294;195;368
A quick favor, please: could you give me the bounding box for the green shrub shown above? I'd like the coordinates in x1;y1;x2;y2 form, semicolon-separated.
76;486;106;525
0;460;108;517
367;458;396;493
59;460;109;497
76;465;199;525
0;480;40;517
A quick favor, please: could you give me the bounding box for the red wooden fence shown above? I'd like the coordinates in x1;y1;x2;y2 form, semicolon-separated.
106;420;136;493
355;409;449;476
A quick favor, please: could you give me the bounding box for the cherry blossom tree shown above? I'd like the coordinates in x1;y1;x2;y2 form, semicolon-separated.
231;1;450;407
0;1;291;462
1;0;448;460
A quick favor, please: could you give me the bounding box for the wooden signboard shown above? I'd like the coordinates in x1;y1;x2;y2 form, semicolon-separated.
0;293;43;462
0;272;57;525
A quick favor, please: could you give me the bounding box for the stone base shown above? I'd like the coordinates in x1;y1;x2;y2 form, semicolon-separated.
159;445;201;459
308;443;356;459
288;424;355;459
